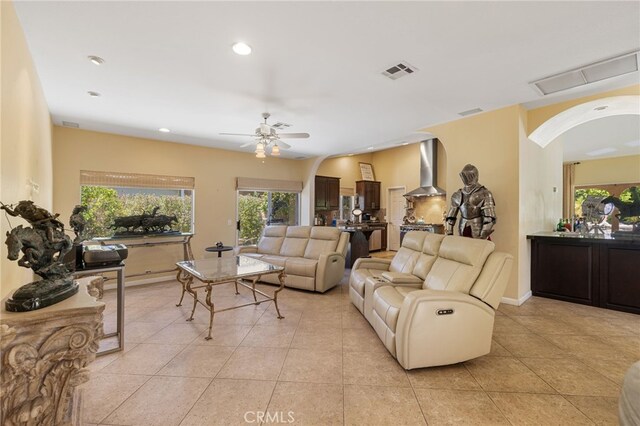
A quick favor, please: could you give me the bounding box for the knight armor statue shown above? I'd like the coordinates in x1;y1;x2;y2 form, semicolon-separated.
445;164;496;239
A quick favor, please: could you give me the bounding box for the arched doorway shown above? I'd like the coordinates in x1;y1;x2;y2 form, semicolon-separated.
528;95;640;233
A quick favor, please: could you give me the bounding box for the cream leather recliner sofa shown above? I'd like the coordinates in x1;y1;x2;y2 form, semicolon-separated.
236;225;349;293
349;231;513;369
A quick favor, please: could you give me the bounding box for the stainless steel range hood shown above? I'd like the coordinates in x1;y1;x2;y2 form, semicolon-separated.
404;139;446;197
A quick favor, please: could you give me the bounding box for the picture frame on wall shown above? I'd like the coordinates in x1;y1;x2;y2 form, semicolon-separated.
359;163;375;181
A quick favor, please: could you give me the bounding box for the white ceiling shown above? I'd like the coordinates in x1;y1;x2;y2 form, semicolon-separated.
13;1;640;159
558;114;640;162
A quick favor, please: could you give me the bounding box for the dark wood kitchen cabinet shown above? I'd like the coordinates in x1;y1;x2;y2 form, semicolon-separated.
356;180;381;212
315;176;340;210
528;233;640;314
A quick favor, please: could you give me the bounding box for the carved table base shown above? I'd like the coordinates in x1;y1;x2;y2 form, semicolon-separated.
1;277;104;425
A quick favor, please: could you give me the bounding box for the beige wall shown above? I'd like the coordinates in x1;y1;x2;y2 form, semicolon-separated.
423;106;522;299
1;0;53;298
574;155;640;186
317;153;374;193
53;126;309;281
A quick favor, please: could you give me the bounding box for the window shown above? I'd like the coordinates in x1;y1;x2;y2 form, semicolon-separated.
574;183;639;234
236;177;302;246
340;195;354;221
80;170;195;238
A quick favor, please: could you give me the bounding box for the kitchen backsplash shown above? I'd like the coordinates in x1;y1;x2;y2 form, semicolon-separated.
413;196;447;224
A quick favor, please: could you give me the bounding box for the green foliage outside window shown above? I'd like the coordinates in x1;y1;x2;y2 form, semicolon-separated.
238;192;268;245
80;186;193;238
574;188;610;217
237;191;298;246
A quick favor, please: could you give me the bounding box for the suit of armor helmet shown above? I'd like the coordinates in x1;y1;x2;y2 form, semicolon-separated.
445;164;496;239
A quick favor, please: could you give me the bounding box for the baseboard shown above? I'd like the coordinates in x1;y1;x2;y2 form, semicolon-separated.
501;291;532;306
103;274;175;291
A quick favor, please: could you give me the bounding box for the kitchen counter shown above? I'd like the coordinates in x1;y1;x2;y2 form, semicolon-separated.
338;223;386;232
527;231;640;244
528;231;639;314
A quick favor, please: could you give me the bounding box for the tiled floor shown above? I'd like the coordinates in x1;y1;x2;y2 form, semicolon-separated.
82;262;639;425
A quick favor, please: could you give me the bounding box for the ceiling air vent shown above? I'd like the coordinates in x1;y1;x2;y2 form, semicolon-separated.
531;51;639;96
458;108;484;117
382;61;419;80
62;121;79;128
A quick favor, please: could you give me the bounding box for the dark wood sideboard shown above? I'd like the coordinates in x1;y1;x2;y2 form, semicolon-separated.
528;233;640;314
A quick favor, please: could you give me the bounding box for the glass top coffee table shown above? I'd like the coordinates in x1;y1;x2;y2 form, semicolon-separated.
176;255;285;340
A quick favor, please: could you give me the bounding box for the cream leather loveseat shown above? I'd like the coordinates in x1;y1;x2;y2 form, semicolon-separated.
236;226;349;293
349;231;513;369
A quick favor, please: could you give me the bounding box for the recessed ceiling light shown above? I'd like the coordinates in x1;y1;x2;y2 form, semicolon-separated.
367;146;374;150
402;142;409;146
232;42;252;56
87;91;101;97
594;106;608;111
158;128;171;133
88;55;105;65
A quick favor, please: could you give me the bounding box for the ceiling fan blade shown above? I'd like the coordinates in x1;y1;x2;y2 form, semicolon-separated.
239;141;257;148
278;132;310;139
276;141;291;149
219;133;256;137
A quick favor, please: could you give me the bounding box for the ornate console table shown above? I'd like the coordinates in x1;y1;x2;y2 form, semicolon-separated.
1;277;104;425
95;233;194;279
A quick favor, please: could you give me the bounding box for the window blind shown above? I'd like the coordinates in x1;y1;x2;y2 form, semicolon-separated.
236;177;302;192
80;170;195;190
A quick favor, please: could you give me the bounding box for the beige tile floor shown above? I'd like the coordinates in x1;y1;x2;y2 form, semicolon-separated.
82;259;639;425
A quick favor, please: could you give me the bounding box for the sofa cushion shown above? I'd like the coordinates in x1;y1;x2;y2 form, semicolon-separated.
380;271;422;284
424;236;495;293
412;233;446;280
304;227;340;259
389;231;426;273
350;268;386;296
257;226;287;255
373;286;415;333
280;226;311;257
261;255;287;268
285;257;318;278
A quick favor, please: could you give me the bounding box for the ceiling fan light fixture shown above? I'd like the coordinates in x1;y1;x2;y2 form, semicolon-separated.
255;151;266;159
271;144;280;156
232;42;252;56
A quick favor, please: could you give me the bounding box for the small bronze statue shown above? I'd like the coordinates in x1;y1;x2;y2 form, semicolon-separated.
1;201;77;311
110;206;179;235
445;164;497;239
215;241;224;248
601;186;640;234
69;205;87;244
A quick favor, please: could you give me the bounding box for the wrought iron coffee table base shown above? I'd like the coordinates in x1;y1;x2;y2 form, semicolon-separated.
176;269;285;340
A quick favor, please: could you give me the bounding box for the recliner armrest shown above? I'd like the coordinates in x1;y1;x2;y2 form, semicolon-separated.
352;257;392;271
395;289;495;369
316;252;346;293
381;271;422;284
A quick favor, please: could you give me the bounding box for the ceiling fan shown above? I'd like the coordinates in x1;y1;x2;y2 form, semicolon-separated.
220;112;310;158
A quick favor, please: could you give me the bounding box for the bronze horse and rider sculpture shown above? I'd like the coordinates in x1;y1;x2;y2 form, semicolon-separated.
1;201;77;311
